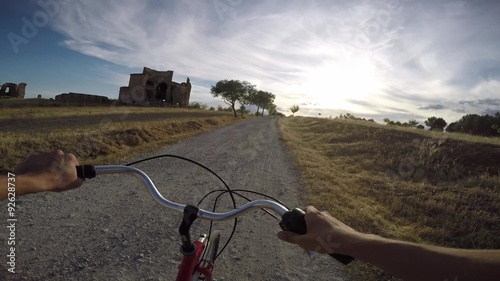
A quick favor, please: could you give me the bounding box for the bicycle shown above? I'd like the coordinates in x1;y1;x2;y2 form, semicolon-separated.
76;154;353;281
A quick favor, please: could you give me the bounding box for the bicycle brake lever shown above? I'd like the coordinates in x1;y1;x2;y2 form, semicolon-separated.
279;208;354;265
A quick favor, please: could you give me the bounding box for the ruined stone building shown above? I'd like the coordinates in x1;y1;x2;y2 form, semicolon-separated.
55;92;110;103
0;82;26;98
119;67;191;106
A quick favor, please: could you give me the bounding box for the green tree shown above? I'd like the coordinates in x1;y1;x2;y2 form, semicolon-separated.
446;121;460;133
249;90;275;116
247;89;263;116
290;105;299;116
383;118;391;124
425;116;447;131
261;92;276;116
189;101;208;109
408;119;419;127
451;113;500;136
210;80;246;117
237;81;256;117
268;104;278;116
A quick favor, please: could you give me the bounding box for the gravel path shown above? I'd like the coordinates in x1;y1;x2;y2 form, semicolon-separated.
1;117;353;281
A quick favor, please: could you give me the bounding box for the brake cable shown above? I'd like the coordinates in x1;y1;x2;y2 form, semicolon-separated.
125;154;287;270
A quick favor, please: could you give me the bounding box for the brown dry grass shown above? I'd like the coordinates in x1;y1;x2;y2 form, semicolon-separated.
278;117;500;281
1;106;242;173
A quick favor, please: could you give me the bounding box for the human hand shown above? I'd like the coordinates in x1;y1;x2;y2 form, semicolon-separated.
14;150;84;194
277;206;363;255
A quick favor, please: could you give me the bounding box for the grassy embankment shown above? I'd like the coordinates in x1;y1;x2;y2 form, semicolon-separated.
1;106;243;172
279;117;500;281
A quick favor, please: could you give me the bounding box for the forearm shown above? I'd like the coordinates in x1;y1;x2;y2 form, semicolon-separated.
347;234;500;281
0;174;48;201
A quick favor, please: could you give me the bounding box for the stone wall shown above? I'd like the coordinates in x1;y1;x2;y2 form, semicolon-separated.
55;92;109;103
0;82;26;98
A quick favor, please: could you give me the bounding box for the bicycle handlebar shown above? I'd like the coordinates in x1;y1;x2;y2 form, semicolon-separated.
77;164;289;218
76;164;354;265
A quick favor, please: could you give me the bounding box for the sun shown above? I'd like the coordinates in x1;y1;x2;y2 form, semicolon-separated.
301;59;381;109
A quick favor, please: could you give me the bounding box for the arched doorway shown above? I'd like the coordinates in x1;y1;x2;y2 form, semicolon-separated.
156;83;168;101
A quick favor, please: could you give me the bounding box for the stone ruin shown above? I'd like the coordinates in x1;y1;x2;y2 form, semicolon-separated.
119;67;191;106
0;82;26;98
55;92;110;103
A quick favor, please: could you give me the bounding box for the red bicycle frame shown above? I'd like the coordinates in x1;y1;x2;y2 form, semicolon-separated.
176;240;213;281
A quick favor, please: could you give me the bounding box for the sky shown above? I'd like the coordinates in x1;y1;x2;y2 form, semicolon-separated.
1;0;499;123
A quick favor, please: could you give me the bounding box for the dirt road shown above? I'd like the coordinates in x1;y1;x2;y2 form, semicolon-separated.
1;118;353;280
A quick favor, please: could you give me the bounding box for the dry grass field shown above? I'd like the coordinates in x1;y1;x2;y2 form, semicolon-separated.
1;106;241;173
279;117;500;281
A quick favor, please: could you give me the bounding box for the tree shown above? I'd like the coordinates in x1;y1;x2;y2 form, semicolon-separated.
290;105;299;116
261;92;276;116
239;104;247;117
248;89;261;116
383;118;391;124
189;101;207;109
249;90;275;116
268;104;278;116
425;116;447;131
238;81;256;117
452;113;500;136
408;119;419;127
416;125;425;129
446;121;460;133
247;89;264;116
210;80;246;117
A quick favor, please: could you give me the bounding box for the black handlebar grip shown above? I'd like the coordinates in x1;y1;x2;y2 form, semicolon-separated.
76;165;96;179
279;208;355;265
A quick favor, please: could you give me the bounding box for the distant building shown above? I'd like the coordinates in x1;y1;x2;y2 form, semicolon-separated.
0;82;26;98
55;92;109;103
119;67;191;106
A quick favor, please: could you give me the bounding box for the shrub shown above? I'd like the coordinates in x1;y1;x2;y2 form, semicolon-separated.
189;101;208;109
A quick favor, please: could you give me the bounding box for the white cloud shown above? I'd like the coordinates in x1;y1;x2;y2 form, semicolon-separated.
47;0;500;120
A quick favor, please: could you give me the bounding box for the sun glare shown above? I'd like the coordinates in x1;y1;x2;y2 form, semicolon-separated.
301;59;380;109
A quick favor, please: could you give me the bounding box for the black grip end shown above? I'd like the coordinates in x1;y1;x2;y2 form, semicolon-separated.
330;253;355;265
76;165;96;179
279;208;307;234
280;208;355;265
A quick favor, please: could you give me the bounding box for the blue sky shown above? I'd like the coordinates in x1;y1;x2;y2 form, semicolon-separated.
1;0;499;123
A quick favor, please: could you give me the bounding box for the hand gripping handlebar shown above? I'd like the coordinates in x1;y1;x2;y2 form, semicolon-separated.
76;164;354;265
